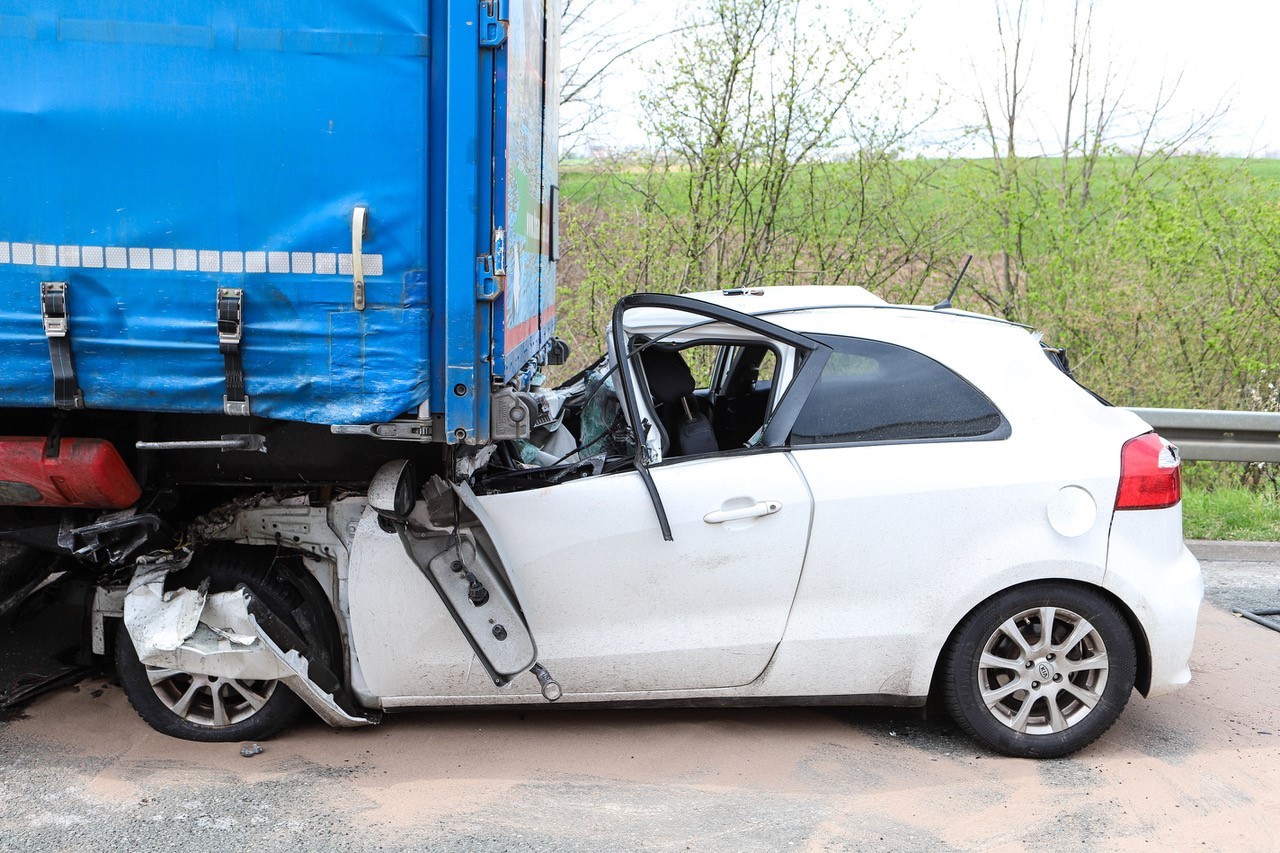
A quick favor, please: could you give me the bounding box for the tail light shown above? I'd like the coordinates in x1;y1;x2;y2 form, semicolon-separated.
1115;432;1181;510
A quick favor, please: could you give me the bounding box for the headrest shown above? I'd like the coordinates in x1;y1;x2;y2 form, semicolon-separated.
638;345;695;404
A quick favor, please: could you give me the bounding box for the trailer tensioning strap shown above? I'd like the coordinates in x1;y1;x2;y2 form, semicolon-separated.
217;287;250;416
40;282;85;410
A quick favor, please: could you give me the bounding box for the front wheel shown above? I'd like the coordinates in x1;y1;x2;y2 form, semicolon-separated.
115;546;330;742
942;583;1137;758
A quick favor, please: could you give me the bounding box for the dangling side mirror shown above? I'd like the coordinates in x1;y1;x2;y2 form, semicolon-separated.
368;459;416;520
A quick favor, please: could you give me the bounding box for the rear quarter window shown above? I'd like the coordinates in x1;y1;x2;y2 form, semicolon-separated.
790;335;1006;445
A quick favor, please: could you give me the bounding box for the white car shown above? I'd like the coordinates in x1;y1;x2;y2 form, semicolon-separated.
110;287;1203;759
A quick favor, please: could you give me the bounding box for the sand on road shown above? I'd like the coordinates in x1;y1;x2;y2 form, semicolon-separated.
0;601;1276;851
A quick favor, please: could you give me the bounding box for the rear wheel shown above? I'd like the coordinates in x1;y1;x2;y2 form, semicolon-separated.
942;583;1136;758
115;545;332;742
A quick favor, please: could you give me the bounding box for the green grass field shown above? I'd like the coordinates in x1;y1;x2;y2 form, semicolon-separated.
561;155;1280;213
1182;486;1280;541
1240;157;1280;184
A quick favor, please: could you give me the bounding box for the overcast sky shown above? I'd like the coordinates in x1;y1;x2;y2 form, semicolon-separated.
564;0;1280;157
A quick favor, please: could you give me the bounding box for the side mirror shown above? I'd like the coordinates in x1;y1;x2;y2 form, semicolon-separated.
368;459;416;520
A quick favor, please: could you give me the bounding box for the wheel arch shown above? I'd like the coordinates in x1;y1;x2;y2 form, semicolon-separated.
264;547;347;674
158;541;345;675
925;577;1153;706
113;541;348;741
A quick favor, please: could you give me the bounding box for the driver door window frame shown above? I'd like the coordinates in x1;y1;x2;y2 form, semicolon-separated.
609;294;831;540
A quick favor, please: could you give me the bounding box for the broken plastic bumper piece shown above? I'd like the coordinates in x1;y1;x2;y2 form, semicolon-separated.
122;569;377;728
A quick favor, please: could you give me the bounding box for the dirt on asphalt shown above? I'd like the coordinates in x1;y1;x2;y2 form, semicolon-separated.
0;574;1276;851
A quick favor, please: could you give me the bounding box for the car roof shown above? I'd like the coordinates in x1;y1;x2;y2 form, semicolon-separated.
683;285;887;312
618;286;1029;348
667;286;1028;346
616;288;1045;399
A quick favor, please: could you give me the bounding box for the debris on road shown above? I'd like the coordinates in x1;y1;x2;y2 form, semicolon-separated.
1232;606;1280;633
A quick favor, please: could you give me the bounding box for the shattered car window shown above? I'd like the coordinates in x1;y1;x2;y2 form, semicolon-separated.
575;369;630;459
473;367;636;494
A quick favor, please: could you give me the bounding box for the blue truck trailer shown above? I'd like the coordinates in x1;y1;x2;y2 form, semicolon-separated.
0;0;560;435
0;0;565;677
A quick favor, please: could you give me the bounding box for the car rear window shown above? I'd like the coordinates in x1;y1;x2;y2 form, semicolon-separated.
789;335;1005;445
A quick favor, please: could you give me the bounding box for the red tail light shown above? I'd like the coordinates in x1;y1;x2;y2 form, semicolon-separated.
1115;432;1181;510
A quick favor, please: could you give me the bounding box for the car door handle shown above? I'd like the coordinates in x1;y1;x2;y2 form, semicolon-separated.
703;500;782;524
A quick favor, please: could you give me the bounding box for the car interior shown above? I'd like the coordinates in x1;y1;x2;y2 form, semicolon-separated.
470;332;785;496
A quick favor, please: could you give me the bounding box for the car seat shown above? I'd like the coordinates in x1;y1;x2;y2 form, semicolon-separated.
637;346;719;457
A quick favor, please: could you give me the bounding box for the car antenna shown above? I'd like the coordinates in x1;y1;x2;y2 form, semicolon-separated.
933;254;973;310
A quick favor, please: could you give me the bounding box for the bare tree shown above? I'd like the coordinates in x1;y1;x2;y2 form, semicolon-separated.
965;0;1225;323
633;0;936;293
559;0;691;153
969;0;1033;319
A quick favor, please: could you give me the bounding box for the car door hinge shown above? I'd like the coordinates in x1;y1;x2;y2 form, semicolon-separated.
478;0;507;48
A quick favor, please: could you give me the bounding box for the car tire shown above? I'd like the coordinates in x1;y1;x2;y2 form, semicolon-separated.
942;582;1137;758
115;545;330;742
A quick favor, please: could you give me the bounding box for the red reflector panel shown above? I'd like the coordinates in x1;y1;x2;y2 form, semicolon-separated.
1115;432;1181;510
0;437;141;509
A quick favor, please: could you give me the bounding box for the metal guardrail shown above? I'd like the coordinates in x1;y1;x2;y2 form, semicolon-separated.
1127;408;1280;463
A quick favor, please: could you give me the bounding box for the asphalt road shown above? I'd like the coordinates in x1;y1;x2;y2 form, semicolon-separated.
0;554;1276;852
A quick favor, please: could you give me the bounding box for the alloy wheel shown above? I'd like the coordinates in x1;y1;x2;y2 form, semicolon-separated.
144;666;278;727
976;605;1109;735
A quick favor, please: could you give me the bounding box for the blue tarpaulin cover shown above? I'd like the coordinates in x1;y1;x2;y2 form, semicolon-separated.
0;1;555;427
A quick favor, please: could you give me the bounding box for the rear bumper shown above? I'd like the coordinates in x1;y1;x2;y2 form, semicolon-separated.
1103;505;1203;697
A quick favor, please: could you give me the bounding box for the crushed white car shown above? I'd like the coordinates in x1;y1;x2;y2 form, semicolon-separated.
103;287;1202;758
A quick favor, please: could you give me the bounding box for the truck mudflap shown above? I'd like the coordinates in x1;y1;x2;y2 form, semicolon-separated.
122;564;377;728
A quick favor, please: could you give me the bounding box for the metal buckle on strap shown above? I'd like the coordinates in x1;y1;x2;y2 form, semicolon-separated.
41;282;70;337
217;287;243;349
216;287;250;416
223;396;251;417
40;281;84;410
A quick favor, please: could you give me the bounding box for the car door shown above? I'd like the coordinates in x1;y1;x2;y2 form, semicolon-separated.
344;448;815;702
475;449;812;693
